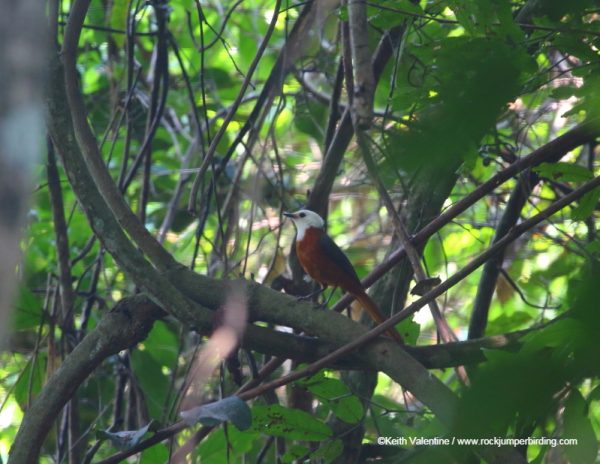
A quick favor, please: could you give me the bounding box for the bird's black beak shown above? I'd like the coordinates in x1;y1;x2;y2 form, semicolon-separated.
283;212;295;219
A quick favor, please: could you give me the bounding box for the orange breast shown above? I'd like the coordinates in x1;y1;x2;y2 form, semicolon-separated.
295;228;361;292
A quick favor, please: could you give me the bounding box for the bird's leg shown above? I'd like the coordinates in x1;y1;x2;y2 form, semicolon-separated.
319;287;338;308
297;285;327;302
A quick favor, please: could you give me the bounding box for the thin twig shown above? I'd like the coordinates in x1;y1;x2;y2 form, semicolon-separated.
331;122;598;314
188;0;283;212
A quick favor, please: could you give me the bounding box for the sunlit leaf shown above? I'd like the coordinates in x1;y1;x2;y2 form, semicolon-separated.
251;404;332;440
533;162;593;182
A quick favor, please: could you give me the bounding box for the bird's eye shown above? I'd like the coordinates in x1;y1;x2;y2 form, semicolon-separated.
299;212;306;218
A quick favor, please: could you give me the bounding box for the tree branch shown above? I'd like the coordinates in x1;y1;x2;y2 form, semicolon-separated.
47;55;204;328
61;0;177;272
8;296;165;464
348;0;374;127
357;174;600;341
468;140;585;338
307;25;407;215
331;121;599;314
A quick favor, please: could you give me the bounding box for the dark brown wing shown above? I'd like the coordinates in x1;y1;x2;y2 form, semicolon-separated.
318;233;361;286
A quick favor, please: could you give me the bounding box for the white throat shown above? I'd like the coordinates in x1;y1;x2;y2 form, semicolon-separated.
295;222;311;241
287;209;325;241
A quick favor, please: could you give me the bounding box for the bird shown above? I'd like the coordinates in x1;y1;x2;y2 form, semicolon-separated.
283;209;403;343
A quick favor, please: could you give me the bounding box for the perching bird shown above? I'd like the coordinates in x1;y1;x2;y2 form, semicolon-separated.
284;209;403;343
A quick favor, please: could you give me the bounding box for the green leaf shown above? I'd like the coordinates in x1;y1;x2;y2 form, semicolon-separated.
296;375;364;423
396;318;420;345
586;384;600;403
204;68;235;89
12;287;42;330
109;2;128;47
446;0;523;40
369;0;424;29
586;239;600;256
197;427;258;462
141;321;178;367
298;375;348;398
180;396;252;431
330;395;364;424
530;0;595;21
251;404;332;440
131;350;170;418
294;97;327;142
488;311;533;335
562;389;597;464
312;439;343;462
282;444;310;463
551;86;578;100
139;444;169;464
533;162;593;182
571;187;600;221
14;354;46;410
386;36;532;173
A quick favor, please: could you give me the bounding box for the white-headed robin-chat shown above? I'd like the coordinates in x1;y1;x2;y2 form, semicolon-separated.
284;209;403;343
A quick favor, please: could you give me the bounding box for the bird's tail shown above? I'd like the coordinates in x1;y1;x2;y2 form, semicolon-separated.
354;291;403;343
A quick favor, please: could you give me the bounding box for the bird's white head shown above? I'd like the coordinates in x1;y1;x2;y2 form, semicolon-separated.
283;209;325;240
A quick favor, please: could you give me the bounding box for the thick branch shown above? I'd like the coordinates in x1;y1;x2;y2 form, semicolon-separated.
61;0;177;272
8;296;165;464
47;55;203;327
468;149;580;338
468;170;538;338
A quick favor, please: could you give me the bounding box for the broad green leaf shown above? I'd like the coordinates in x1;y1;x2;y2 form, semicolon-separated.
330;395;364;424
139;443;169;464
312;439;343;462
131;350;170;419
571;187;600;221
488;310;533;335
586;239;600;255
551;86;578;100
14;354;46;411
141;321;178;367
109;2;128;47
386;36;532;174
446;0;522;40
251;404;332;440
369;0;424;29
294;97;327;142
533;162;593;182
562;389;597;464
530;0;595;21
298;375;348;398
282;444;310;463
12;287;42;330
197;427;258;462
296;375;364;423
396;318;420;345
